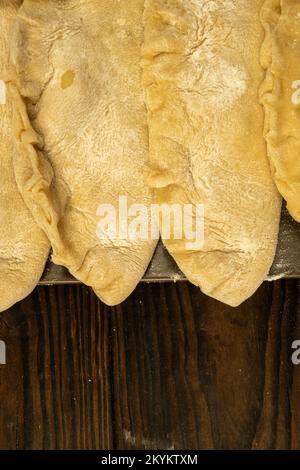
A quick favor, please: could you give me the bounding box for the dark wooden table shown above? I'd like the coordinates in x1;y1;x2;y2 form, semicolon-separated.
0;280;299;450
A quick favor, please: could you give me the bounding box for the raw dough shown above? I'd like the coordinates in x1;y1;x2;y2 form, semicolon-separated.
260;0;300;222
0;0;49;312
11;0;157;305
142;0;282;307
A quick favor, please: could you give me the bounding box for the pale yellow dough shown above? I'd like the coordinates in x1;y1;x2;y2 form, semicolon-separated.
0;0;49;312
11;0;157;306
142;0;281;307
260;0;300;222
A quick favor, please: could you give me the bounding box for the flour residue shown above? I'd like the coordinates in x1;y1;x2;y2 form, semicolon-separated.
201;58;248;111
0;80;6;105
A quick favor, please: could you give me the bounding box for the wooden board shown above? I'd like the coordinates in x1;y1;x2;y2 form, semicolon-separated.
0;281;299;449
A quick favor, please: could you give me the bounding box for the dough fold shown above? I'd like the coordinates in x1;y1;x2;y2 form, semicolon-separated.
260;0;300;222
11;0;157;306
0;0;49;312
142;0;281;307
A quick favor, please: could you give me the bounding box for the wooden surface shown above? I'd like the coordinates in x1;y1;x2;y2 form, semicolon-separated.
0;280;299;450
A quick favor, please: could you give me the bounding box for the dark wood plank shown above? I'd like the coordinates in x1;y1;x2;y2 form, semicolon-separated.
253;280;300;449
109;282;275;450
0;281;299;449
0;286;112;450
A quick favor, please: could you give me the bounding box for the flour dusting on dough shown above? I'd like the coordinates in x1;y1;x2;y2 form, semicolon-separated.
0;80;6;104
203;59;248;110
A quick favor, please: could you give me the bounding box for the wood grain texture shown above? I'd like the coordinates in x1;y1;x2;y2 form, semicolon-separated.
0;281;299;450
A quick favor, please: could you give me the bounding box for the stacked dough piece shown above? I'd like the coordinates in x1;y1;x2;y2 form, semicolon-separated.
0;0;297;311
142;0;282;306
260;0;300;222
0;0;49;311
10;0;157;306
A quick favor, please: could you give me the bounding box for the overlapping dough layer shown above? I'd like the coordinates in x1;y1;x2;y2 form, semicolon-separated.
142;0;281;307
11;0;157;306
0;0;49;312
260;0;300;222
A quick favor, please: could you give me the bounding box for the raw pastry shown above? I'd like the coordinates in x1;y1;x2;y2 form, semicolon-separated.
11;0;157;305
0;0;49;312
260;0;300;222
142;0;282;307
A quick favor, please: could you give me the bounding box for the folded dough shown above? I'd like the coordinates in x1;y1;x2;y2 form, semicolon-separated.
142;0;281;307
260;0;300;222
11;0;157;305
0;0;49;312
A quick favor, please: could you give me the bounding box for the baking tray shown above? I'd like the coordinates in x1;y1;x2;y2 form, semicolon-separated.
39;204;300;285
